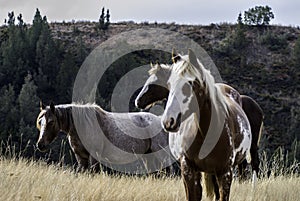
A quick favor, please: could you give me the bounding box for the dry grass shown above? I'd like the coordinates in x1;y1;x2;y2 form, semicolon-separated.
0;157;299;201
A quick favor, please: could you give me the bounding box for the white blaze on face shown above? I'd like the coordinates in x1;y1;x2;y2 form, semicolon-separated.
38;115;46;142
135;74;158;108
165;72;194;118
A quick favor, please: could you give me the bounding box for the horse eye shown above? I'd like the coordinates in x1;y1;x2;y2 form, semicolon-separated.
47;120;54;125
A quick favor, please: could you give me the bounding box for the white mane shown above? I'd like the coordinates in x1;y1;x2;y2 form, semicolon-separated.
172;54;228;115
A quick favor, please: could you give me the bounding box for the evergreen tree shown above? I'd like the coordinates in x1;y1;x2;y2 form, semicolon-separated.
0;84;18;139
99;7;105;30
105;9;110;29
7;11;15;26
233;12;248;50
29;9;43;51
35;16;61;100
18;73;39;125
17;74;39;155
0;12;28;89
56;52;78;103
98;7;110;30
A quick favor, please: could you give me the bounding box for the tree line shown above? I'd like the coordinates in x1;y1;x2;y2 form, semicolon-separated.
0;9;90;161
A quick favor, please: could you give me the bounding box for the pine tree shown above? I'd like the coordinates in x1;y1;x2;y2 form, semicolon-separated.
105;9;110;29
29;9;43;50
17;74;39;155
0;84;18;139
233;12;248;50
98;7;110;30
18;73;39;125
7;11;15;26
34;16;61;100
99;7;105;30
0;12;28;89
56;52;78;103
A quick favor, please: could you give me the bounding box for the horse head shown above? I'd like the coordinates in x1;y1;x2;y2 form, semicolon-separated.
135;63;170;110
36;102;61;152
161;50;204;132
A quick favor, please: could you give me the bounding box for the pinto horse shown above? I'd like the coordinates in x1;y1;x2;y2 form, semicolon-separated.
135;62;263;181
137;50;258;200
36;102;172;173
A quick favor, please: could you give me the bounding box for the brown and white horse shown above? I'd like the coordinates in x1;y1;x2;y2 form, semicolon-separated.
139;50;256;200
135;62;263;182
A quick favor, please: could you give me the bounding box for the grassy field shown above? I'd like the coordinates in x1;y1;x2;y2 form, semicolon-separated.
0;157;299;201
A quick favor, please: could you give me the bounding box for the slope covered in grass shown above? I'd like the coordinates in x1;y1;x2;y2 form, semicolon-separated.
1;157;299;201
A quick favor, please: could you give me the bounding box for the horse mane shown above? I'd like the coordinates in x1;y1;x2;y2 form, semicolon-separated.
54;103;106;135
173;54;228;115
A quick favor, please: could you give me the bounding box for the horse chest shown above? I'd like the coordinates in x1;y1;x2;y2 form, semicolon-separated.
193;131;234;173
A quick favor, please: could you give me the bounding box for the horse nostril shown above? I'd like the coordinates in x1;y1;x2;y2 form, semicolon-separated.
164;117;175;130
169;117;175;127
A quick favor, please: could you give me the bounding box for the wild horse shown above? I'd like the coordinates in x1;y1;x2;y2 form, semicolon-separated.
135;61;263;181
136;50;263;200
36;102;172;173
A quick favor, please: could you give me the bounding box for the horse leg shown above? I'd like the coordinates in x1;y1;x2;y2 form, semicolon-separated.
250;145;259;185
181;156;202;201
89;155;100;173
75;154;89;172
212;175;220;201
216;170;233;201
238;160;248;181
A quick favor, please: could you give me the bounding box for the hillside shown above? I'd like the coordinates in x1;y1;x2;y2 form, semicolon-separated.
49;21;300;159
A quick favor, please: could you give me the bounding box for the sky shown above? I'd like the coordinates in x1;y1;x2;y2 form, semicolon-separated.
0;0;299;26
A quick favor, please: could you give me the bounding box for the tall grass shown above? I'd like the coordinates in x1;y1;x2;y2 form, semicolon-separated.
0;140;300;200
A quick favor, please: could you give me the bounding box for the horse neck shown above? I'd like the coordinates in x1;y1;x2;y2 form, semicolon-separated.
55;106;73;134
195;88;212;138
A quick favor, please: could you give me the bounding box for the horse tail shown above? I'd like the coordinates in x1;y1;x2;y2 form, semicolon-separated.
241;95;264;183
257;121;264;146
202;173;215;199
240;95;264;148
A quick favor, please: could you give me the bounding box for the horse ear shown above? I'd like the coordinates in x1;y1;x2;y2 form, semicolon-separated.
40;101;46;111
188;49;200;69
172;48;181;63
150;62;154;68
50;102;55;113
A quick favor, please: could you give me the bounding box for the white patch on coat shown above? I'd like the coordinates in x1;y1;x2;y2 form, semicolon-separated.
234;114;252;163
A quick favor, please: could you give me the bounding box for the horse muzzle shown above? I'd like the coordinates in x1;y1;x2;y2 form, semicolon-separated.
162;113;182;132
36;141;49;152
